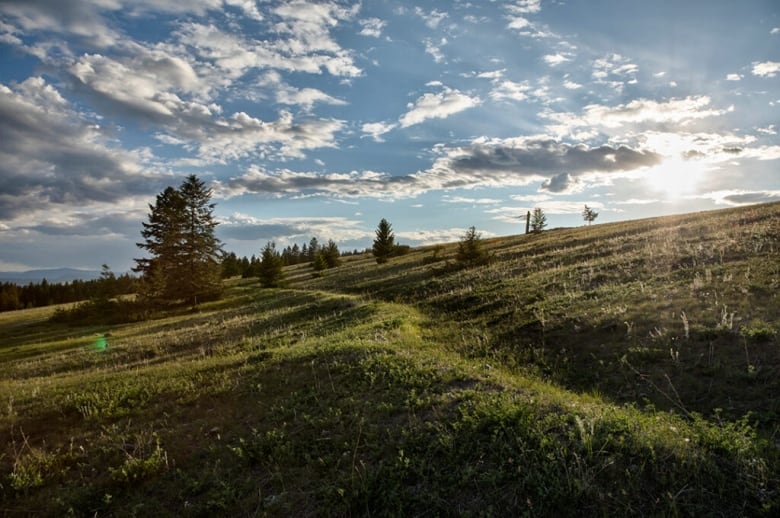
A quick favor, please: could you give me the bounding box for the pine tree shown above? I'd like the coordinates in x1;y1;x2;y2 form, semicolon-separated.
134;175;222;304
530;207;547;233
258;242;285;287
372;218;395;264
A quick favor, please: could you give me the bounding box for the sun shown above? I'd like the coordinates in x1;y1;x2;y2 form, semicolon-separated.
644;156;708;198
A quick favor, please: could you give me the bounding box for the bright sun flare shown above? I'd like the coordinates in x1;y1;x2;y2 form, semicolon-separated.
644;157;708;198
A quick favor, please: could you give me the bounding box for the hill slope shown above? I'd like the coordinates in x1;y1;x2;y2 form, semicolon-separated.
1;202;778;516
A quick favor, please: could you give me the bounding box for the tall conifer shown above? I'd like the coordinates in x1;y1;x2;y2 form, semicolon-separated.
134;175;222;304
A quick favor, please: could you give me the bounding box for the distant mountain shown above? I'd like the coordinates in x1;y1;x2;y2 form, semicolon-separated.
0;268;103;285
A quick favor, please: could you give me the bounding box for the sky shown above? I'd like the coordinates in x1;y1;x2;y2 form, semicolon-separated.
0;0;778;273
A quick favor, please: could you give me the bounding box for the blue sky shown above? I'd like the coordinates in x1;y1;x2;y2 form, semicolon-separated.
0;0;778;272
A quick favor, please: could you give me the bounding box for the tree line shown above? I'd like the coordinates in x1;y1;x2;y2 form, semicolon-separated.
0;270;136;313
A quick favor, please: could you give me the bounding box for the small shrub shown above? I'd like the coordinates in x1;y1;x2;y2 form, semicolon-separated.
456;227;489;267
740;320;776;343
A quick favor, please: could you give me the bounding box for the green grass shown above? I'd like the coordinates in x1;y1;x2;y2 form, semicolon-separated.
1;203;779;516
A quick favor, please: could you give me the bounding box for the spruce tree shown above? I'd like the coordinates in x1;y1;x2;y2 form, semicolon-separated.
456;226;488;266
258;241;285;287
322;239;341;268
134;175;222;304
372;218;395;264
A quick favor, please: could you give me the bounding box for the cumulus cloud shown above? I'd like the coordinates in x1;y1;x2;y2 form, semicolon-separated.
0;0;230;47
0;77;161;219
752;61;780;77
69;52;346;161
726;73;742;81
399;86;481;127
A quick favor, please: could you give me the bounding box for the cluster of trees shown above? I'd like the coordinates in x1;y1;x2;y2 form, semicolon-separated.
0;269;136;313
220;237;350;279
256;238;344;287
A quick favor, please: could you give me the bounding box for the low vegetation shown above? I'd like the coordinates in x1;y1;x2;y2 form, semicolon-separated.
1;202;778;516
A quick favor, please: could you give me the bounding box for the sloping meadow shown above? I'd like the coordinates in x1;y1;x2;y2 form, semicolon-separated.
2;203;779;516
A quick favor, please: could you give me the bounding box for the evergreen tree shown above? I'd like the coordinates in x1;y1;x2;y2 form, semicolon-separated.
456;226;489;266
312;251;328;276
582;204;599;225
221;252;241;278
372;218;395;264
307;237;320;261
530;207;547;233
258;242;285;287
134;175;222;304
96;264;117;303
322;239;341;268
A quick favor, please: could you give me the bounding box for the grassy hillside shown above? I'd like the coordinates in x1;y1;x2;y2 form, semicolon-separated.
1;202;778;516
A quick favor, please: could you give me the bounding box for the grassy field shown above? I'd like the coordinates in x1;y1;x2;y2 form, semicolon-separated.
1;202;778;516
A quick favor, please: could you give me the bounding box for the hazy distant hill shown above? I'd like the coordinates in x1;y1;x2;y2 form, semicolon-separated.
0;268;102;284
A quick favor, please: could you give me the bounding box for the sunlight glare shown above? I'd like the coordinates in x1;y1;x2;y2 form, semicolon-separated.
644;156;708;198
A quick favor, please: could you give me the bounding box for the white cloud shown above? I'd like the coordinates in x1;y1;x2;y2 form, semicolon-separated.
442;195;502;205
218;212;368;243
771;27;780;35
544;96;730;138
726;73;742;81
510;194;551;203
424;37;447;63
489;79;531;102
399;86;481;128
476;69;505;80
752;61;780;77
361;121;397;142
260;71;346;110
175;3;363;81
543;53;572;66
397;228;490;245
359;17;386;37
592;53;638;90
414;7;448;29
563;80;582;90
507;0;542;14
